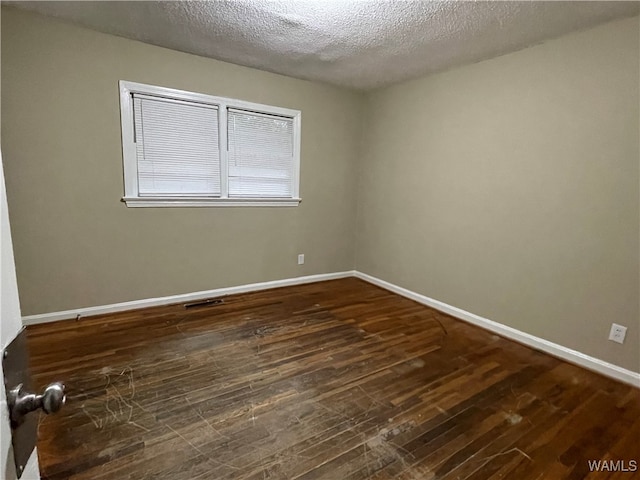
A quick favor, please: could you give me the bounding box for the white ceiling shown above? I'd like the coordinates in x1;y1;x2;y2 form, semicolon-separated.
5;1;639;91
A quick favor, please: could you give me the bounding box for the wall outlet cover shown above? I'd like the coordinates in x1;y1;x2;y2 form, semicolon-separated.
608;323;627;344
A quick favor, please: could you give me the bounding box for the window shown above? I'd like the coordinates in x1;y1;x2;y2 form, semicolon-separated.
119;81;301;207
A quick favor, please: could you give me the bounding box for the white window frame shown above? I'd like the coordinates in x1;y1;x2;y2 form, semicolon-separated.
119;81;301;207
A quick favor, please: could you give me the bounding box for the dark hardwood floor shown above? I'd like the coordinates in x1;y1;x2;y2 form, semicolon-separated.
26;278;639;479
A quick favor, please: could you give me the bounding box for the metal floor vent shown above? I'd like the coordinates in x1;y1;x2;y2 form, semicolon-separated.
184;298;225;309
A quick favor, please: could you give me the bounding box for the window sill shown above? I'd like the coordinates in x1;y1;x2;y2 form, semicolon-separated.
122;196;302;208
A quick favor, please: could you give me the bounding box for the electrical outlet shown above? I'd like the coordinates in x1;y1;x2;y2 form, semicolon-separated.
608;323;627;344
297;254;305;265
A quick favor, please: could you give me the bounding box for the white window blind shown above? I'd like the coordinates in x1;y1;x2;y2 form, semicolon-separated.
227;109;294;198
133;94;221;196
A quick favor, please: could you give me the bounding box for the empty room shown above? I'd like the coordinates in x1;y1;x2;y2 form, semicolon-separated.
0;1;638;479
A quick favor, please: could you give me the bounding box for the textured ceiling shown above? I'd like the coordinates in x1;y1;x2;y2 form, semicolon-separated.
4;1;640;90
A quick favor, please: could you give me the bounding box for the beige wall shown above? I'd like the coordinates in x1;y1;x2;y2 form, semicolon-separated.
1;8;362;315
357;16;640;372
2;8;638;373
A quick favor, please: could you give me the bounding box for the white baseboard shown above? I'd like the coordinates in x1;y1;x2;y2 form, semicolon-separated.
22;268;639;387
21;270;356;326
354;271;640;388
